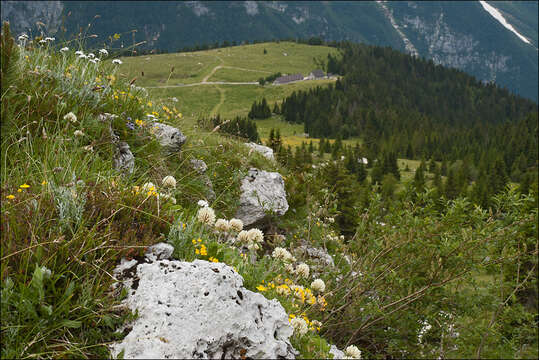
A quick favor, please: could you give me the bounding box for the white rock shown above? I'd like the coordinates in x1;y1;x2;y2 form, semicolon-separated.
144;242;174;262
152;122;187;153
111;259;296;359
235;168;288;226
329;344;345;359
245;142;275;161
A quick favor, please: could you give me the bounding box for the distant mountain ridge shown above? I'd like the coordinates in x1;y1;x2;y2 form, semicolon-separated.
1;0;537;101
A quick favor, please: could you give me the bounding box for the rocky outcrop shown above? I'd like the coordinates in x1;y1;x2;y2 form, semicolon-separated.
245;142;275;161
1;1;63;35
235;168;288;227
152;122;187;153
111;243;296;359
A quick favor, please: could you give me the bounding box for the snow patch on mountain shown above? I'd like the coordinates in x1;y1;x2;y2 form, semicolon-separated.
479;1;532;45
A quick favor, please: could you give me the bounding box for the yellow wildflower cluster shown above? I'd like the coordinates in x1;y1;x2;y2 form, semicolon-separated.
292;285;317;305
317;295;328;311
146;185;158;197
208;256;219;263
256;280;276;292
192;239;208;256
135;119;145;127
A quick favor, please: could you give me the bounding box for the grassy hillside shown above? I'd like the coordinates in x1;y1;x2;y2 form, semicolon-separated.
2;26;536;359
118;42;344;145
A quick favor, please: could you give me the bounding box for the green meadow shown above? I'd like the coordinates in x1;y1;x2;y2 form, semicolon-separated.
119;42;341;146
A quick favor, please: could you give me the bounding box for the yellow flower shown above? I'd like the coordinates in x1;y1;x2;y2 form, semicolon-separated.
41;180;47;185
183;223;186;229
6;195;15;200
17;189;22;193
191;239;197;245
113;33;121;40
197;238;202;242
19;184;30;188
209;257;219;263
195;249;200;255
147;101;152;107
256;285;268;292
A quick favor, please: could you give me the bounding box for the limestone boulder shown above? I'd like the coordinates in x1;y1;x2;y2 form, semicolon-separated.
245;142;275;161
152;122;187;153
111;244;296;359
235;168;288;227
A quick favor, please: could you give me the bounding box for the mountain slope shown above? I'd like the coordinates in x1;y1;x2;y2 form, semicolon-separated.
1;0;537;101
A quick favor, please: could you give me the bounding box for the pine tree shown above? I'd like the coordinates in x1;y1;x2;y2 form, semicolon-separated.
444;168;459;200
413;163;426;192
318;138;325;156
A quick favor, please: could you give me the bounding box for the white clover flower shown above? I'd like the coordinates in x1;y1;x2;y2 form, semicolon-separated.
73;130;84;137
247;242;260;251
272;247;294;262
112;59;123;65
229;218;243;232
290;317;308;336
83;145;94;152
197;206;216;226
311;279;326;293
296;263;310;278
344;345;362;359
18;34;29;42
78;54;87;59
39;39;47;44
89;58;97;64
44;37;55;42
237;230;249;244
87;52;95;58
75;50;84;56
142;182;155;192
214;219;230;232
63;112;77;123
285;263;295;273
93;58;100;62
99;48;109;56
162;175;177;189
247;228;264;244
197;199;209;207
60;47;69;52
